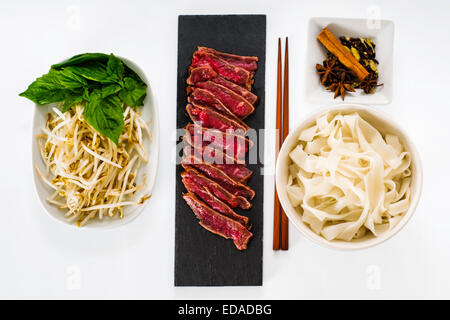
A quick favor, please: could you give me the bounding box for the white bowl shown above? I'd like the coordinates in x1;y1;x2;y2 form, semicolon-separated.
305;17;394;105
275;104;422;250
31;56;159;229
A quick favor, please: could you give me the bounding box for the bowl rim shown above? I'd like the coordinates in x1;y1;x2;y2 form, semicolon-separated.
31;55;160;230
275;103;423;250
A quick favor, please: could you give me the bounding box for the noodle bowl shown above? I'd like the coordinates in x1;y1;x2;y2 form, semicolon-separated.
276;105;422;249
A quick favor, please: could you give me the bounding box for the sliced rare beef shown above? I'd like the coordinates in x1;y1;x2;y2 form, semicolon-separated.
186;123;251;160
182;193;253;250
186;103;247;132
182;170;252;210
195;81;255;119
188;88;248;130
212;76;258;105
214;164;253;184
182;176;250;228
187;66;218;85
183;133;252;183
187;70;258;106
191;51;253;89
197;47;258;72
183;146;252;184
182;151;255;200
181;47;259;251
183;131;239;165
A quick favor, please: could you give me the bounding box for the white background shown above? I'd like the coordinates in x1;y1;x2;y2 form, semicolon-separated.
1;0;448;299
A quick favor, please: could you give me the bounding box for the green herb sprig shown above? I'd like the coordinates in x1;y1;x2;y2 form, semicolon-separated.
20;53;147;145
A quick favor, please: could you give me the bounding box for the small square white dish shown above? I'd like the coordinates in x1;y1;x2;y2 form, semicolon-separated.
305;17;394;105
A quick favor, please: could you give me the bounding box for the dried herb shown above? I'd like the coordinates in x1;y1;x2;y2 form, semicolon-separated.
358;73;382;94
326;72;355;100
317;28;369;81
315;58;338;85
340;37;376;61
315;33;383;100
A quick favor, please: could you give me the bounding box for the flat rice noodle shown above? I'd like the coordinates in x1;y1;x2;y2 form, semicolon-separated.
288;112;412;241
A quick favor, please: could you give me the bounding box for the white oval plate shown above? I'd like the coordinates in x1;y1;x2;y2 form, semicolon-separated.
31;56;159;228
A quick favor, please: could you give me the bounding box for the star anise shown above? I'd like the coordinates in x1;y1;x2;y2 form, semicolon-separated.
326;72;355;100
316;57;338;85
335;67;356;83
358;73;383;94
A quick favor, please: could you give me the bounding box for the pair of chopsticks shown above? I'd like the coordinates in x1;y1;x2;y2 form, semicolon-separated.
273;37;289;251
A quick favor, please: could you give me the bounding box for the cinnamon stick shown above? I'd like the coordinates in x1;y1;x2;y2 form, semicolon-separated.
317;27;369;81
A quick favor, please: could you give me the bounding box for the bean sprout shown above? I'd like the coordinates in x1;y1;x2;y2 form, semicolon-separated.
36;104;152;226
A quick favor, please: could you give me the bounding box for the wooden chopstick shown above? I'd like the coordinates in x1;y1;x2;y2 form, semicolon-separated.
273;38;282;251
273;37;290;251
281;37;289;250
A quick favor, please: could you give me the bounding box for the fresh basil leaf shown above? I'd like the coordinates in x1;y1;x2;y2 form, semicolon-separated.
64;62;112;83
62;94;84;113
82;86;91;101
53;52;146;86
106;53;125;82
124;65;146;86
83;91;124;145
101;83;122;98
20;87;69;105
118;77;147;107
19;69;75;105
21;53;148;144
123;77;137;90
58;69;88;88
51;53;109;69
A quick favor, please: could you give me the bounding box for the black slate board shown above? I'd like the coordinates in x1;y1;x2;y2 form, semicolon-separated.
175;15;266;286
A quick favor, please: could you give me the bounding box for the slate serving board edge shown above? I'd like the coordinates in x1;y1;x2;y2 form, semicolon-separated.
175;14;266;287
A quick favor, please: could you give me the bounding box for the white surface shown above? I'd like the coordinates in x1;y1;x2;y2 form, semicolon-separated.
32;57;160;229
276;104;423;250
305;17;393;104
0;0;449;299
